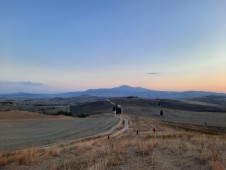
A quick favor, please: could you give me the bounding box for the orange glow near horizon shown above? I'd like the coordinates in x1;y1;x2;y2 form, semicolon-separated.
49;64;226;93
51;75;226;93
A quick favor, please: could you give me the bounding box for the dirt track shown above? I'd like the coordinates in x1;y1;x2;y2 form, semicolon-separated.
0;111;120;152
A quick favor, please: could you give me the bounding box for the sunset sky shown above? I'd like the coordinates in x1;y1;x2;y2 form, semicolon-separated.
1;0;226;93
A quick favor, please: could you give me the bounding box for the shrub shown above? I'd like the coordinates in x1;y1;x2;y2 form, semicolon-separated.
56;110;73;116
78;114;87;118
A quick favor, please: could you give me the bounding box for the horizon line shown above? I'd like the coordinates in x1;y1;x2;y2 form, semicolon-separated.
0;84;226;95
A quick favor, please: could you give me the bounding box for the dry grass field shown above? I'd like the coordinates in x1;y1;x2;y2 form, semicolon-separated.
0;114;225;170
0;110;55;120
0;111;120;152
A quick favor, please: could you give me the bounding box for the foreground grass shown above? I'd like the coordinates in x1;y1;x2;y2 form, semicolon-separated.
0;116;226;170
0;148;38;166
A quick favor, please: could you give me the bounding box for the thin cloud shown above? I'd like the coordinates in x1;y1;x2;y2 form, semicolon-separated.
148;72;159;75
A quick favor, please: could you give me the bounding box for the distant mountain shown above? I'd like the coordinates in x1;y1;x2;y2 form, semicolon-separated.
0;85;225;99
0;92;51;98
83;85;151;97
0;81;62;94
80;85;226;99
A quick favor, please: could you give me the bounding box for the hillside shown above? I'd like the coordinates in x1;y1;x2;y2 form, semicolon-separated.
193;95;226;106
111;97;226;127
70;101;113;116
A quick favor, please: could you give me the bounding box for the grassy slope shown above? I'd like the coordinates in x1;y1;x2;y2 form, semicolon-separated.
70;100;113;116
193;96;226;106
112;98;226;127
0;111;119;152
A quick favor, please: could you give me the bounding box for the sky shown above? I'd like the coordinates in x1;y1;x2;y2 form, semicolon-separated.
0;0;226;93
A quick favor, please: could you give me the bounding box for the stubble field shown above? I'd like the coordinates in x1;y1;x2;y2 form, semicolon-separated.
0;111;120;152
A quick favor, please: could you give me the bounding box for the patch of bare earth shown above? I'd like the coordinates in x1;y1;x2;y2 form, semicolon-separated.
0;116;226;170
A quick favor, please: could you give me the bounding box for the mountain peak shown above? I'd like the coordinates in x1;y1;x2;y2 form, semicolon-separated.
111;85;150;93
115;85;133;89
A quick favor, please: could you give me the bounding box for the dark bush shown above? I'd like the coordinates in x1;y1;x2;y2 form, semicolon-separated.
77;113;87;118
126;96;138;99
56;110;73;116
160;110;163;116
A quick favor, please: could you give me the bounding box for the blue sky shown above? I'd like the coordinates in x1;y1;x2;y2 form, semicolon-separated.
1;0;226;92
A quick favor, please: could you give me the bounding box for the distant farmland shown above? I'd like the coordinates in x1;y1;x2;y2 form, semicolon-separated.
70;100;113;116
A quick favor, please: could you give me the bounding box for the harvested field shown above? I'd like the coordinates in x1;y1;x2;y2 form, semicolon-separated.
0;111;120;152
0;110;54;120
70;100;113;116
1;115;225;170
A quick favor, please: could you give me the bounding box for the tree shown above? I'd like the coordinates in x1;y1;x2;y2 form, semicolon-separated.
117;107;121;114
160;110;163;116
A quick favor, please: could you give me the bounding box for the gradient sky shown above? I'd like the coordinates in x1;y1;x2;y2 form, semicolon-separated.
1;0;226;92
